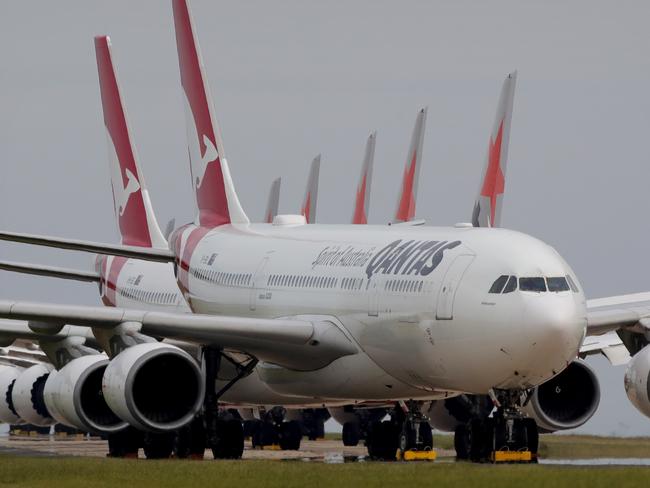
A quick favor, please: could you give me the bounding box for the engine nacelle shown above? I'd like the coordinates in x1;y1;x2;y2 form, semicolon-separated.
102;342;204;432
624;343;650;418
11;363;56;427
0;365;23;424
43;355;128;434
522;359;600;432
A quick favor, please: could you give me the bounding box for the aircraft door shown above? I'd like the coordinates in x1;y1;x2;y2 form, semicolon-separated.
249;256;270;311
435;254;474;320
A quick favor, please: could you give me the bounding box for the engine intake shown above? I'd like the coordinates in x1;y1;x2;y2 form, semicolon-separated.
11;363;56;427
0;365;23;424
624;343;650;418
523;359;600;432
43;355;127;434
102;342;204;432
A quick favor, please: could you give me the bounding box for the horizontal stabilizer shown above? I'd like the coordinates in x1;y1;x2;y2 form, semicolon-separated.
0;261;100;283
0;231;174;263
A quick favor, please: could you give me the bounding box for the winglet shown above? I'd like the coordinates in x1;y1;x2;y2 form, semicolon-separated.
264;178;281;223
94;36;167;249
301;155;320;224
394;108;427;223
352;132;376;224
172;0;249;227
472;71;517;228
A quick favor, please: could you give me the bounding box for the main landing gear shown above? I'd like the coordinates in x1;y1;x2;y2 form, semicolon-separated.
365;402;435;461
247;407;303;451
454;390;539;463
107;347;258;460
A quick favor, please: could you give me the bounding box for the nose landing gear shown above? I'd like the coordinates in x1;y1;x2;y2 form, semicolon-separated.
365;401;436;461
455;390;539;463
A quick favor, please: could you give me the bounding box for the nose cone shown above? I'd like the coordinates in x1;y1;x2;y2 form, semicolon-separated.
518;295;586;385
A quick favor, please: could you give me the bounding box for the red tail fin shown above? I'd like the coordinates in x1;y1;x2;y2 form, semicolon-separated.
94;36;166;249
172;0;248;227
300;155;320;224
394;108;427;222
352;132;376;224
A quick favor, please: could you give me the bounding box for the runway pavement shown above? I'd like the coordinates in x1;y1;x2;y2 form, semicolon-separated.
0;434;457;461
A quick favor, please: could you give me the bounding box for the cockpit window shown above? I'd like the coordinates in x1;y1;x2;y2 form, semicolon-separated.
519;277;547;292
566;275;579;293
503;275;517;293
547;277;570;292
489;275;509;294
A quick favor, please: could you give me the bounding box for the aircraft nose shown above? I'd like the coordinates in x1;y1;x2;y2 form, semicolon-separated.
522;296;586;375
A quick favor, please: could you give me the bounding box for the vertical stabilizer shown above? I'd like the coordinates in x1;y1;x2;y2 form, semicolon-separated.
394;108;427;223
472;71;517;228
264;178;281;223
301;155;320;224
352;132;376;224
94;36;167;249
172;0;249;227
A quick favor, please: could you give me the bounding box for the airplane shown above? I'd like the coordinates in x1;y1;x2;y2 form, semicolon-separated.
301;155;320;224
1;0;643;464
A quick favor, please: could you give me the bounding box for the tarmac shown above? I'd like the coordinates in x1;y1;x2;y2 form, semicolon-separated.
0;434;457;461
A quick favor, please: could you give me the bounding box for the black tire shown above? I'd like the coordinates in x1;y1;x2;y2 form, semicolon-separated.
174;416;206;459
108;427;141;458
143;432;175;459
342;422;360;447
523;418;539;455
418;422;433;450
258;422;279;447
279;421;302;450
454;424;470;460
469;419;487;462
370;421;398;461
211;419;244;459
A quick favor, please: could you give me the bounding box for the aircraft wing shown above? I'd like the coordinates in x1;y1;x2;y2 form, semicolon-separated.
586;292;650;336
579;330;631;366
0;301;357;371
0;260;100;283
0;231;175;263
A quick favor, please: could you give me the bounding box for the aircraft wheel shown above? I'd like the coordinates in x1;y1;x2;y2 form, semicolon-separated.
454;424;470;460
174;416;206;459
279;421;302;450
143;432;175;459
211;419;244;459
342;422;360;446
107;427;141;458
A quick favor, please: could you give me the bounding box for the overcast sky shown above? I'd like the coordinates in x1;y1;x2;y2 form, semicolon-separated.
2;0;650;436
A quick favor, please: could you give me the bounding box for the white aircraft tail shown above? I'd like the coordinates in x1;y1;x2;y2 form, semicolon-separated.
172;0;249;227
472;71;517;228
301;155;320;224
264;178;281;223
94;36;167;249
394;108;427;222
352;132;376;224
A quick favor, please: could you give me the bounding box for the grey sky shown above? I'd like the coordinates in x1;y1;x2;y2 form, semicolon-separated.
2;0;650;436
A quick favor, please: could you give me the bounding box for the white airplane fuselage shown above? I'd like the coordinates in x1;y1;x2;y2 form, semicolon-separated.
158;222;587;402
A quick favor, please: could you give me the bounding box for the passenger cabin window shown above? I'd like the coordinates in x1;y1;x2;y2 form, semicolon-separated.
489;275;509;294
547;277;570;292
519;277;547;292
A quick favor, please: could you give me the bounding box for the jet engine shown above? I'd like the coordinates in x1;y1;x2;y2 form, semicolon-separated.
0;365;23;424
43;354;128;434
624;343;650;418
11;363;56;427
522;359;600;432
102;342;204;432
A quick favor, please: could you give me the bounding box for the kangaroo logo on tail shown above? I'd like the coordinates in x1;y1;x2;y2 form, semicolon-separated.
195;134;218;189
114;168;141;216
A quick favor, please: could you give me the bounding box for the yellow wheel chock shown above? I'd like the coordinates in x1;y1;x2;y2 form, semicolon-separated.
396;449;437;461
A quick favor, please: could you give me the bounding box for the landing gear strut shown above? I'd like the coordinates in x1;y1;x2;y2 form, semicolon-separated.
172;347;257;460
455;390;539;463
